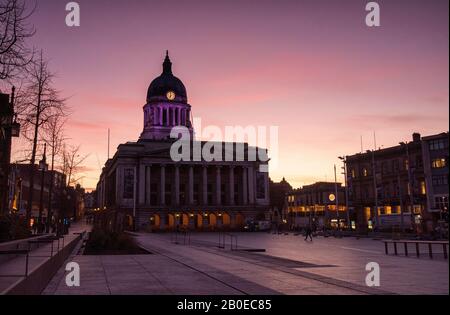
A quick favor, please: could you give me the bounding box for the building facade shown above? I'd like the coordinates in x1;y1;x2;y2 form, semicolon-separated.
421;133;449;231
345;132;449;233
7;164;67;225
96;53;270;231
285;182;347;230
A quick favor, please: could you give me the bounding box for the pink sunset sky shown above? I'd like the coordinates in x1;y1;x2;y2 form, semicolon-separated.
9;0;450;189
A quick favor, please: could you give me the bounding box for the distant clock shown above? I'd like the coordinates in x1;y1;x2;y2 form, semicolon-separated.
329;194;336;202
166;91;176;100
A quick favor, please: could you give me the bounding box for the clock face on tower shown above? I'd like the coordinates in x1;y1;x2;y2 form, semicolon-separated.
166;91;176;100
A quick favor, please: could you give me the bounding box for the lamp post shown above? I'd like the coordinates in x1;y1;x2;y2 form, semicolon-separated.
333;164;340;232
38;143;48;233
339;156;350;231
399;141;415;234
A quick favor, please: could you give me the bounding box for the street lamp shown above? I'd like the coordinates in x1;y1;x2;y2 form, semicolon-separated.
338;156;350;231
38;144;48;233
399;141;416;235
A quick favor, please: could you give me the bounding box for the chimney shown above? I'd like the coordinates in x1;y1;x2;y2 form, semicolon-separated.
412;133;421;142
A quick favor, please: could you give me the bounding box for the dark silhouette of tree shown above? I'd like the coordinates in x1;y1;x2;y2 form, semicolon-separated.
42;114;66;232
0;0;35;80
15;51;67;227
61;144;89;187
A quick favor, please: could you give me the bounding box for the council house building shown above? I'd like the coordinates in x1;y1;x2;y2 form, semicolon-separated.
96;52;270;231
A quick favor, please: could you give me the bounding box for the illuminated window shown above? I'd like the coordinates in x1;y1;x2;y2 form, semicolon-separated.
362;168;368;177
384;206;392;215
351;169;356;178
431;158;447;169
420;181;426;195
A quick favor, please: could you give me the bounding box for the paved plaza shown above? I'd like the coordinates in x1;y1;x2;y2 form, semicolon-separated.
43;232;448;295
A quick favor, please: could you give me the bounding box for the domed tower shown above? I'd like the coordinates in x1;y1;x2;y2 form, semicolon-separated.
140;51;193;140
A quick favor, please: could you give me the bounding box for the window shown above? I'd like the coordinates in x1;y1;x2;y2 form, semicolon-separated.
351;169;356;178
432;175;448;186
429;139;446;151
393;159;399;173
256;172;266;199
431;158;447;169
123;168;135;199
381;162;389;175
415;155;423;168
420;181;426;195
435;196;449;211
362;168;368;177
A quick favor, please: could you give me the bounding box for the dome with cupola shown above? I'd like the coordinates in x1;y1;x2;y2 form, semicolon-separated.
146;51;187;103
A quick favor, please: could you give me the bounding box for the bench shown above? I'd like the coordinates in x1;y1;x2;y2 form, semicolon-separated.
382;239;449;259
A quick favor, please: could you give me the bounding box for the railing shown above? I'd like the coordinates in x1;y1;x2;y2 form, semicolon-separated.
218;232;238;250
171;230;191;245
0;250;30;277
0;234;67;278
383;239;449;259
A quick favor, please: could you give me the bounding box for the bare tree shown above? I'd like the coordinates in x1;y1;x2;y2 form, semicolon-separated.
42;114;66;232
61;144;89;187
0;0;35;80
15;51;67;227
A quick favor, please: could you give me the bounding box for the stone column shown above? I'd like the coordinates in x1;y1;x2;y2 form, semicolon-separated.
229;166;235;205
172;108;176;126
188;214;195;229
242;166;248;205
248;166;255;204
159;106;163;125
177;107;181;125
160;214;166;229
145;165;151;205
160;165;165;205
115;166;121;205
216;166;221;205
202;166;208;205
174;165;180;206
138;163;145;205
203;214;209;228
188;166;194;204
164;108;168;126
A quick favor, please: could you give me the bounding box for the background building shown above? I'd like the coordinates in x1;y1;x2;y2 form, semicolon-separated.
269;177;292;228
345;132;449;233
0;90;20;214
285;182;347;230
8;164;67;225
421;132;449;233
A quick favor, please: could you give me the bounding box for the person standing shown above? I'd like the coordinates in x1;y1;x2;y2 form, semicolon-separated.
304;225;313;242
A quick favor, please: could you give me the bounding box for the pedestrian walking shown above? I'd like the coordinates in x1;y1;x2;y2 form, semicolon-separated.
304;225;313;242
